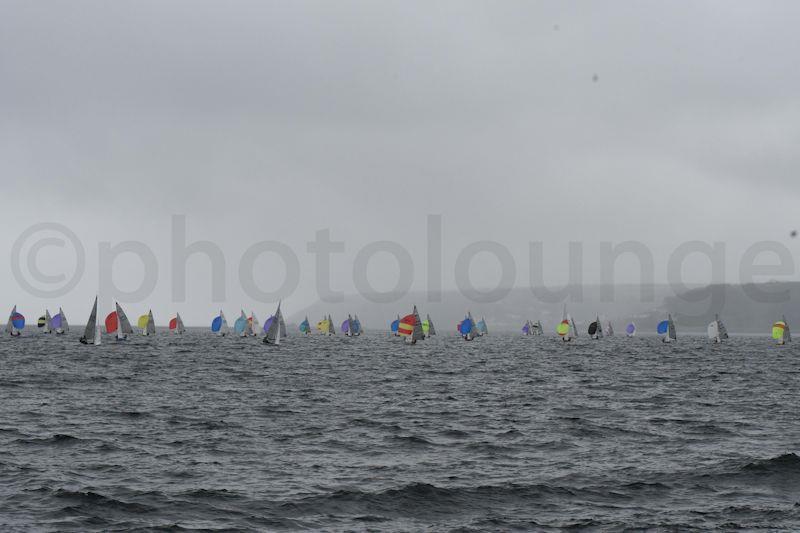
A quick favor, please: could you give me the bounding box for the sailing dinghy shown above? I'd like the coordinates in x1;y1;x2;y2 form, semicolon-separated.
773;316;792;345
211;311;229;336
6;306;24;337
80;297;101;345
399;305;425;344
658;314;677;343
707;314;729;343
169;313;186;334
52;308;69;335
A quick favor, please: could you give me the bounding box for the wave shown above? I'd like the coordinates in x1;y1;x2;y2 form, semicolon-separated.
741;453;800;474
52;489;157;514
14;434;82;446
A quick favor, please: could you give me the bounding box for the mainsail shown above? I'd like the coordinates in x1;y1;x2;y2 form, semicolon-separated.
426;314;436;336
250;312;260;336
80;297;99;345
263;302;285;345
145;310;155;336
41;310;52;334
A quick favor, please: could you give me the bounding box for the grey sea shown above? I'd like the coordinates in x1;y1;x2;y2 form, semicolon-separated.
1;331;799;531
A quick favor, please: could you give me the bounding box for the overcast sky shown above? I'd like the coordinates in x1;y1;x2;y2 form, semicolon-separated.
1;1;799;325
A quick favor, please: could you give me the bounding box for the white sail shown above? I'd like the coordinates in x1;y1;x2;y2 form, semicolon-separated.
250;312;260;336
43;310;52;334
57;307;69;334
606;322;614;337
146;310;156;336
667;314;677;342
80;297;98;345
115;303;128;340
220;311;229;336
327;314;335;335
707;320;720;342
6;305;19;336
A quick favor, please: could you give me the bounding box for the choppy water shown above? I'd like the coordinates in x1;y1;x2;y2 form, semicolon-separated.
1;331;799;531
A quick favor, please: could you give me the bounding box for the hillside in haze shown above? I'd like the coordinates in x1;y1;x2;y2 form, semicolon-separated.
291;283;797;335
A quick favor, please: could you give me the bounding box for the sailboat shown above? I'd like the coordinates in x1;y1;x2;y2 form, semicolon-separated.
299;316;311;335
249;312;260;337
169;313;186;334
263;302;287;345
625;322;637;337
39;310;53;334
114;303;134;340
327;314;335;336
535;320;544;335
558;304;577;342
316;316;330;335
707;314;729;343
398;305;425;344
234;310;250;337
458;311;480;341
79;297;101;345
773;316;792;345
53;307;69;335
6;306;24;337
137;310;156;336
211;310;229;336
390;315;400;336
522;320;532;336
477;316;488;336
658;314;677;343
353;315;363;336
342;315;355;336
425;314;436;338
588;314;604;340
606;321;614;337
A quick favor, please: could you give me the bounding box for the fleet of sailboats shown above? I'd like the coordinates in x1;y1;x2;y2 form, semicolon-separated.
5;299;797;348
